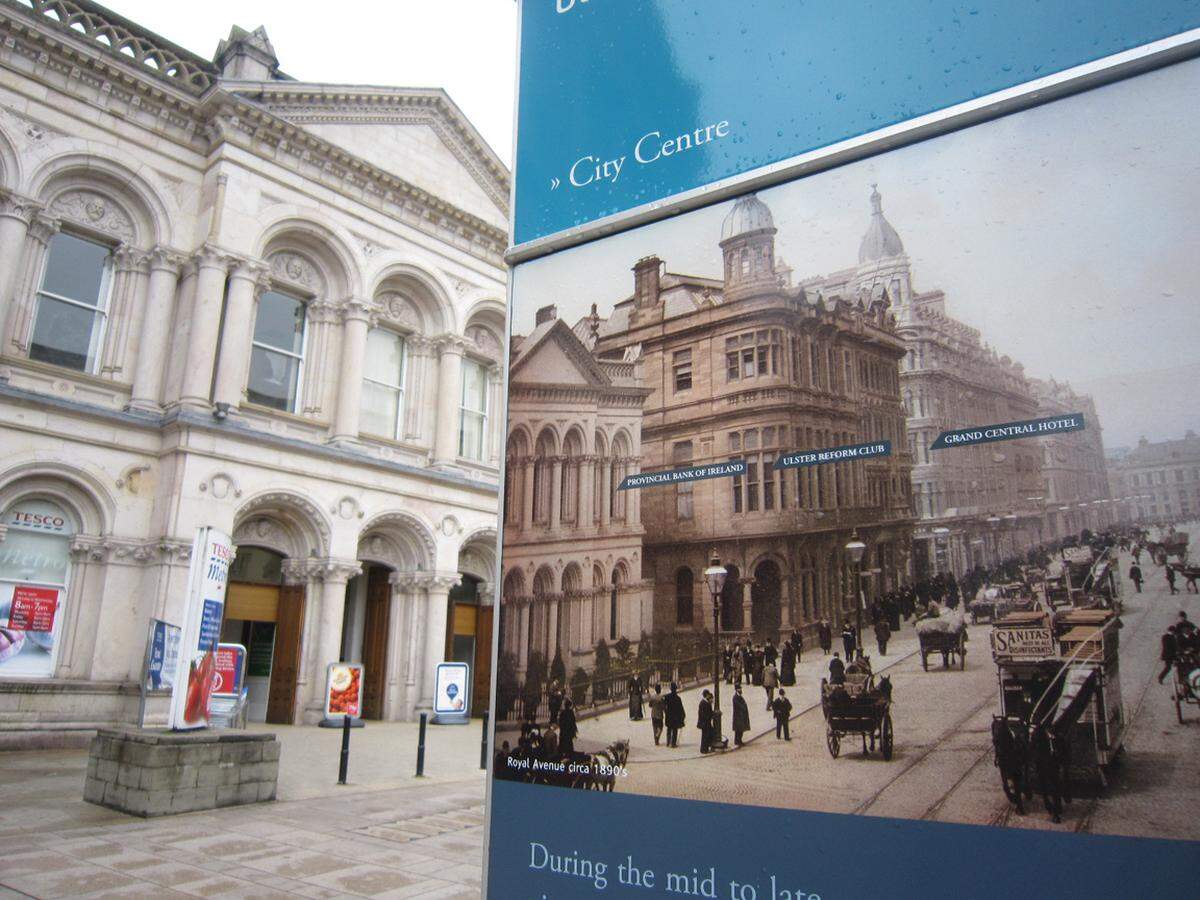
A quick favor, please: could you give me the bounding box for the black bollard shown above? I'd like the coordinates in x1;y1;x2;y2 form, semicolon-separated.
480;711;489;770
416;712;427;777
338;714;351;785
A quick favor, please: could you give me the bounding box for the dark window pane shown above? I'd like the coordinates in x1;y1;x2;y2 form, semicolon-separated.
29;297;101;372
253;291;305;354
247;346;300;411
40;233;109;307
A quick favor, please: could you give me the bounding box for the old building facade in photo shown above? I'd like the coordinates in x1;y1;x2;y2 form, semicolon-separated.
1108;431;1200;523
500;309;652;680
858;188;1105;577
592;193;914;643
0;1;507;741
1029;378;1115;537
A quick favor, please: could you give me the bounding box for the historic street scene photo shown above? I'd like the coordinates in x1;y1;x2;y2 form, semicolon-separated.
493;54;1200;842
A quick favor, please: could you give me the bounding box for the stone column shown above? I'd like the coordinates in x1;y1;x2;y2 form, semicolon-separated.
741;578;754;633
331;298;374;442
487;364;504;466
385;573;411;720
521;458;535;530
178;246;229;407
401;575;428;720
213;260;270;411
0;193;36;351
579;457;595;527
627;458;641;526
549;457;563;531
403;336;432;441
310;560;361;716
418;573;459;711
432;336;467;467
3;213;58;355
600;460;612;528
517;599;531;676
128;249;182;411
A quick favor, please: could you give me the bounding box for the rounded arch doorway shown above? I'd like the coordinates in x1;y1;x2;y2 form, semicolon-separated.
751;560;783;637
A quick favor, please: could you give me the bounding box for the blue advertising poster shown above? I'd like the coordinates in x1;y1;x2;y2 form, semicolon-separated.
490;3;1200;897
513;0;1200;245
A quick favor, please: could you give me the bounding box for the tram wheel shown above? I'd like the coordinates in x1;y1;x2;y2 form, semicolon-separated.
881;713;894;761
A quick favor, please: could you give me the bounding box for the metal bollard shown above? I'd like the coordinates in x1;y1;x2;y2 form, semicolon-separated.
416;712;427;777
480;711;489;770
338;714;351;785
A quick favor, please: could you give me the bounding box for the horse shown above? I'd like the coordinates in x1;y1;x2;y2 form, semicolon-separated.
578;739;630;792
991;716;1031;814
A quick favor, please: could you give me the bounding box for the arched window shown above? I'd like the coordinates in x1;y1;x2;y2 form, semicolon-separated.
0;498;76;677
361;328;407;439
248;289;307;412
29;232;115;374
675;567;694;626
532;430;556;525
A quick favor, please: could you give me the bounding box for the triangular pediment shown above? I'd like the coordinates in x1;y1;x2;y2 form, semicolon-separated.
512;320;611;388
231;84;509;227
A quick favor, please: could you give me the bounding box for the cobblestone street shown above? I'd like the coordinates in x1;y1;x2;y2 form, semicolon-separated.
587;550;1200;841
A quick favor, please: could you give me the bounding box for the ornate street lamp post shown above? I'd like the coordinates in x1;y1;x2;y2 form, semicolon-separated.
844;532;866;659
704;551;728;748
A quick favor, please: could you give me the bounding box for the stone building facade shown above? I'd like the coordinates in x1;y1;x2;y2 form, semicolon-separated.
592;194;914;643
1029;378;1114;537
0;1;507;741
856;189;1105;576
1109;431;1200;523
501;309;652;678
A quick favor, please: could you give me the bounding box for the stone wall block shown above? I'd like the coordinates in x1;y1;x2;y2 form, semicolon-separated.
261;742;282;762
83;777;105;805
216;782;260;807
219;742;262;765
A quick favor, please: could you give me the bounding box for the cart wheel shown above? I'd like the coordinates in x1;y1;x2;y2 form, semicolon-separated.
881;713;894;761
1175;689;1185;725
827;728;840;758
960;644;967;671
921;652;928;672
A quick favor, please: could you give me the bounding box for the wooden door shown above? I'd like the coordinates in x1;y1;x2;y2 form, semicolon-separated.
266;583;305;724
472;607;493;717
361;566;391;720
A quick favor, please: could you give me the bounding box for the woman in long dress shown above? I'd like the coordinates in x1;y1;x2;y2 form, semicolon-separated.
628;674;644;720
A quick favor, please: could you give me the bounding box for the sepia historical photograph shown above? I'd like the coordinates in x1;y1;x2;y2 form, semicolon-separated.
493;55;1200;842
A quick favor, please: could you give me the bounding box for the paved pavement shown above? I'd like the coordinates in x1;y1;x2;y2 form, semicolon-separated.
0;720;488;899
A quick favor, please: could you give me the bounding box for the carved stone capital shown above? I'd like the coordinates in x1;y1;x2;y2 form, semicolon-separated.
0;191;40;224
27;211;61;246
433;334;471;357
147;246;186;274
341;297;376;325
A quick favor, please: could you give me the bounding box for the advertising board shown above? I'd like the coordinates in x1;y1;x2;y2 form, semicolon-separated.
324;662;364;719
488;2;1200;897
434;661;470;723
168;527;234;730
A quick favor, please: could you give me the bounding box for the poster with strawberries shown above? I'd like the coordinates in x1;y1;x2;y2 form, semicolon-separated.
324;663;364;719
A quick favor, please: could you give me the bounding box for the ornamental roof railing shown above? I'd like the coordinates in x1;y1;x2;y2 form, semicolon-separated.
3;0;218;93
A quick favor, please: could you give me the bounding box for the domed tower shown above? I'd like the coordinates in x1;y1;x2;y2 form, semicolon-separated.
854;184;912;306
720;193;778;298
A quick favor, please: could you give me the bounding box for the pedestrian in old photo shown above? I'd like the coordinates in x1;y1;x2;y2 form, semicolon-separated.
547;680;564;725
723;645;734;683
732;648;745;686
741;642;754;684
841;623;856;660
664;682;685;748
697;690;714;754
772;688;792;740
1158;625;1178;684
542;723;559;759
1166;564;1179;595
732;684;750;746
558;698;578;757
648;682;665;745
818;619;832;655
762;660;779;710
875;617;891;656
780;639;796;686
628;673;645;720
1129;561;1143;592
829;652;846;685
764;640;778;667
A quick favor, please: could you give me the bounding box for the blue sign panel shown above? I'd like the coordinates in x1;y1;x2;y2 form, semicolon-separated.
199;599;222;651
514;0;1200;244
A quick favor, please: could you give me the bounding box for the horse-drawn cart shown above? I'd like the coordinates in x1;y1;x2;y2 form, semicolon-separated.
989;608;1124;822
820;666;893;760
916;606;968;670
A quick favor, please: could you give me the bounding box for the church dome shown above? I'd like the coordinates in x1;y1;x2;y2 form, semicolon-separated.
721;193;775;242
858;185;905;262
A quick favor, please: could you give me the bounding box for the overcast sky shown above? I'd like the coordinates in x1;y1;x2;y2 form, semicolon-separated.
513;57;1200;450
112;0;517;164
